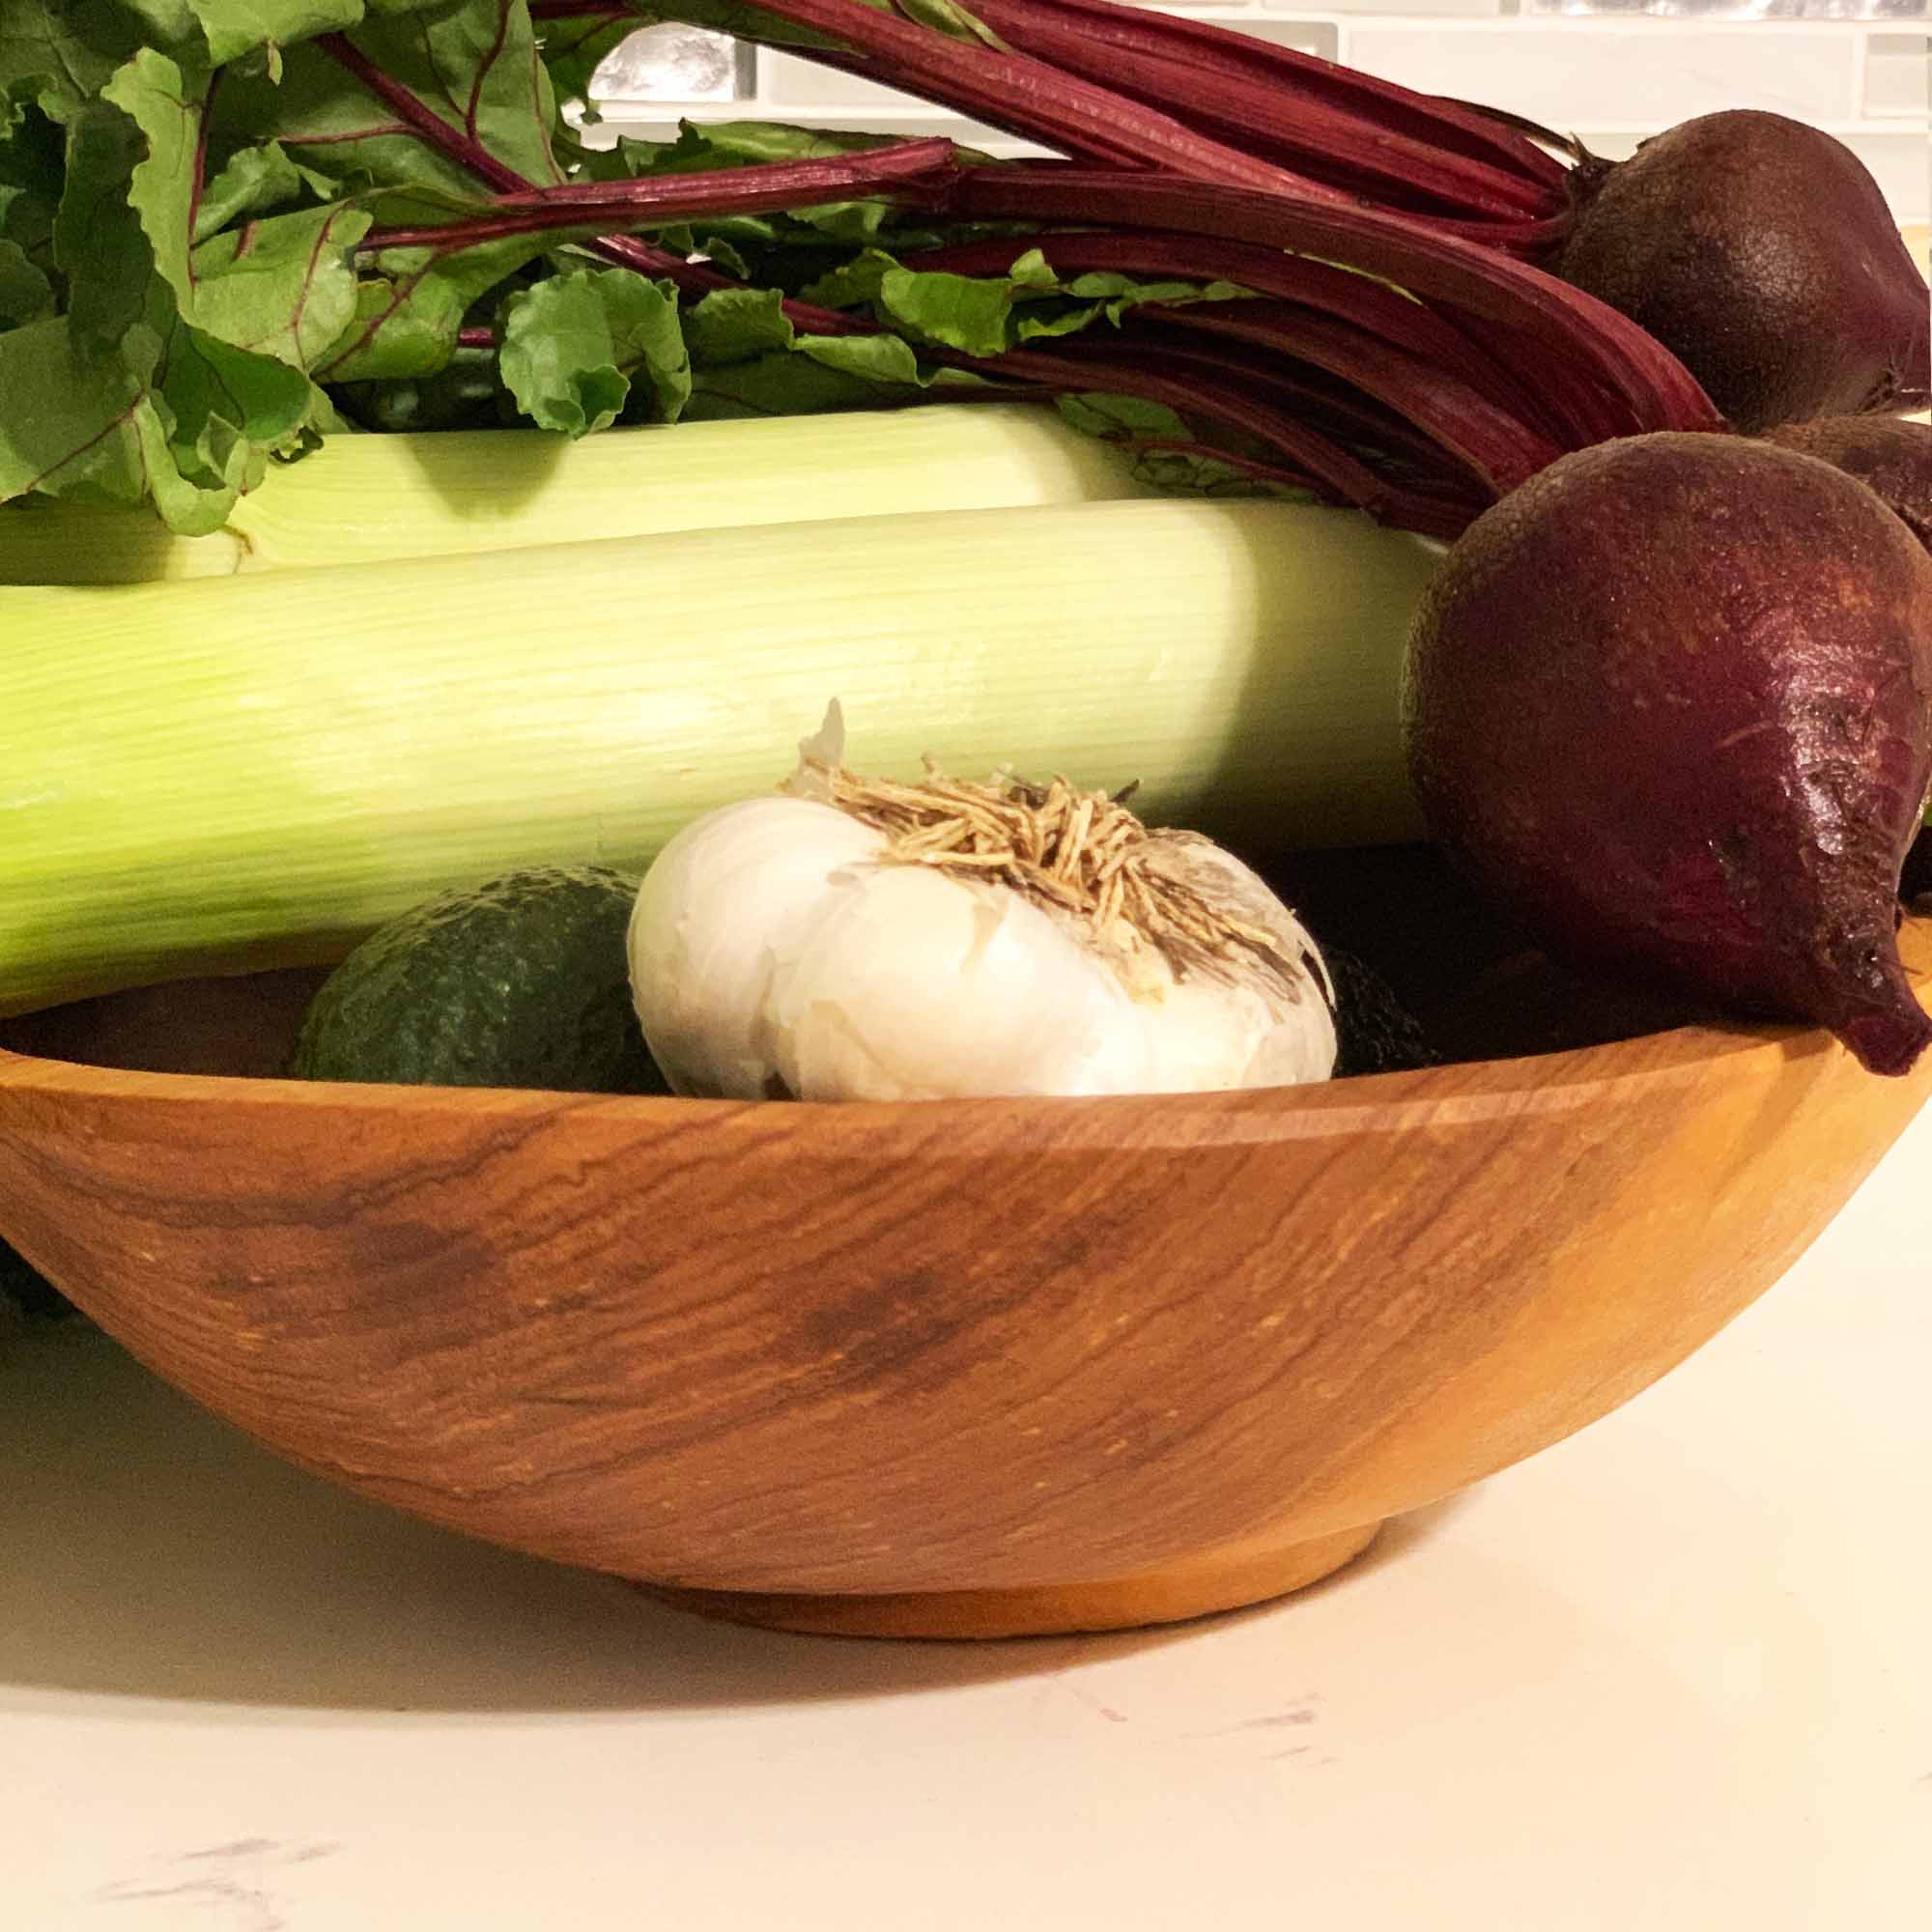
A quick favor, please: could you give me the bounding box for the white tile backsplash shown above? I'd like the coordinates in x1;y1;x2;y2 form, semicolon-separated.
1209;17;1345;51
586;15;1930;221
1526;2;1926;15
1342;22;1861;122
758;51;929;111
1863;31;1931;113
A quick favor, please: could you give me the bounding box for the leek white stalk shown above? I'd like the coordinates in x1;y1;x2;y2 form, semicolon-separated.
0;405;1154;585
0;493;1438;1018
628;708;1337;1100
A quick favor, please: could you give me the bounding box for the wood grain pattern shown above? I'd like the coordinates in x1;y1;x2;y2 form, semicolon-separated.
2;921;1927;1638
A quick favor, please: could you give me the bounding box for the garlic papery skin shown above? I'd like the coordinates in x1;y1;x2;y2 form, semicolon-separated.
627;724;1338;1102
626;794;889;1098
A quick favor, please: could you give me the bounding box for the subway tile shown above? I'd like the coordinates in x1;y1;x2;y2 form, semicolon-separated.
758;50;931;111
1278;0;1506;14
1340;22;1862;122
1862;31;1931;116
1525;1;1928;15
1205;17;1343;53
762;15;1346;107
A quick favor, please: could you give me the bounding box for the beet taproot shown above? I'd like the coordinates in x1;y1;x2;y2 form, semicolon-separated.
1554;113;1931;436
1764;415;1932;554
1402;433;1932;1076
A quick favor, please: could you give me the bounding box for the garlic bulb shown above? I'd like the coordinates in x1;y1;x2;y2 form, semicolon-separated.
628;707;1337;1101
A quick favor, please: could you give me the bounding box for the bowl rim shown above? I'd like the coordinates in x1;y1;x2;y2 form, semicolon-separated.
2;914;1926;1152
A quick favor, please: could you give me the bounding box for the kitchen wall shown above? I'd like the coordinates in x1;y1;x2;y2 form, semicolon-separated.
585;12;1930;224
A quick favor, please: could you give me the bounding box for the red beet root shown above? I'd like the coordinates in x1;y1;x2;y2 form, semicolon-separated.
1763;415;1932;554
1403;434;1932;1075
1555;114;1931;435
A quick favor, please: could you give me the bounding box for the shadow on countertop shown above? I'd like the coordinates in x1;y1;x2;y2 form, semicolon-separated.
0;1328;1464;1717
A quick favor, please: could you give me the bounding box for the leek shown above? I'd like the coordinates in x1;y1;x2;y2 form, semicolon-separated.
1;495;1439;1017
0;406;1154;587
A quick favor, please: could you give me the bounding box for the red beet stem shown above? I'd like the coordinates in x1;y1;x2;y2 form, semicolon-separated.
314;27;875;333
1095;323;1499;508
357;139;960;251
976;339;1477;534
904;229;1579;444
639;0;1333;193
948;167;1722;434
964;0;1554;226
975;0;1569;194
1131;302;1559;494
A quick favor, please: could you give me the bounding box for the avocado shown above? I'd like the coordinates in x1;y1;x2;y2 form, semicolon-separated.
290;866;668;1094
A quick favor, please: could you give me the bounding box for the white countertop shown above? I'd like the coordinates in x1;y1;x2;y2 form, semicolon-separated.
5;1098;1928;1931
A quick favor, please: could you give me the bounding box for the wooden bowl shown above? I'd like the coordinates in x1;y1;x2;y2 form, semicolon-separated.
3;919;1928;1640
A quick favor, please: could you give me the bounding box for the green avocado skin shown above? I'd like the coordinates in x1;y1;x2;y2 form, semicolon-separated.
289;867;669;1095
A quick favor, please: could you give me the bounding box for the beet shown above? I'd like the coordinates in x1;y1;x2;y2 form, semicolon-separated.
1403;433;1932;1076
1763;415;1932;553
1555;114;1931;436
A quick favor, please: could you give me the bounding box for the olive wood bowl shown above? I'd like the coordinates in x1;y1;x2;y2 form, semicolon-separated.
3;918;1927;1640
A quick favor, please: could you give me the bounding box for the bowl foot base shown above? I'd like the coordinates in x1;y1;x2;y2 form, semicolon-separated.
636;1520;1383;1640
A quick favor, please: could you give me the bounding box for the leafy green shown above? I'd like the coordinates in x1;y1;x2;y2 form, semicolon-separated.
0;312;155;502
54;92;159;351
0;1;1258;529
183;0;367;69
145;316;314;525
320;227;565;381
797;243;1254;360
213;0;566;200
0;80;62;274
190;198;375;364
101;46;209;313
1057;392;1294;498
0;233;48;320
498;265;689;435
193;139;332;240
0;2;156;114
526;4;640;113
680;281;792;364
